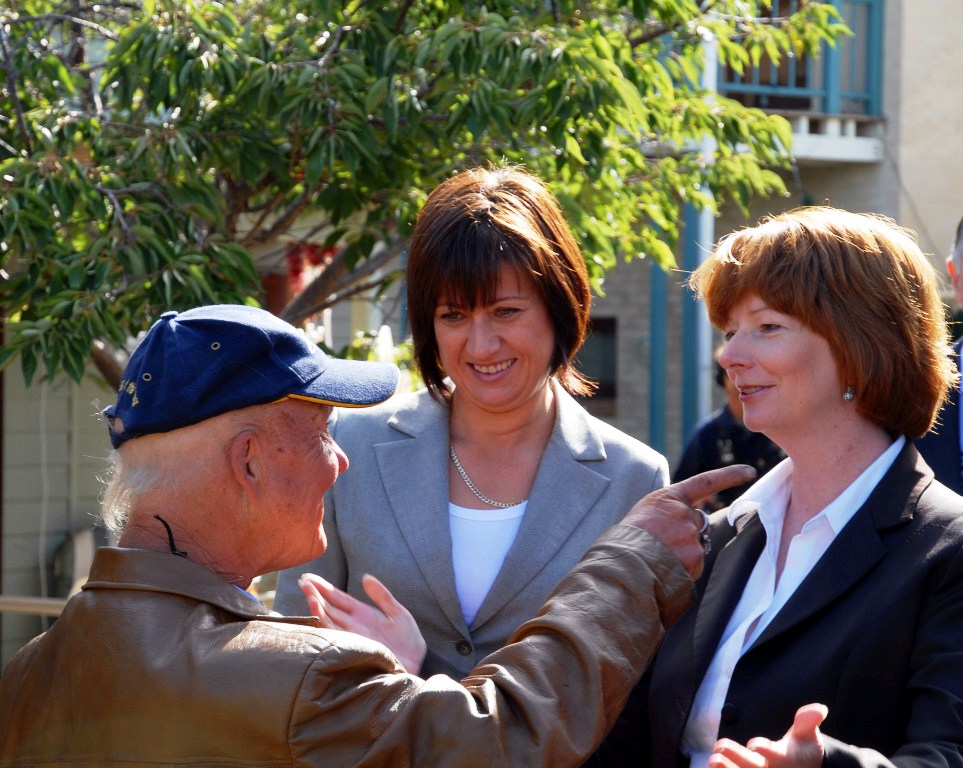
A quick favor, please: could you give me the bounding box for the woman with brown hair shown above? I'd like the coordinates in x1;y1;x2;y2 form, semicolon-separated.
274;166;668;677
594;207;963;768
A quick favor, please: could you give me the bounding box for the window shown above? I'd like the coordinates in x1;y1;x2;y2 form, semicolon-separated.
576;317;617;416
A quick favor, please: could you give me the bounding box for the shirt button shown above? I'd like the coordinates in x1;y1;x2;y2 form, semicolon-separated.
455;639;473;656
721;703;737;724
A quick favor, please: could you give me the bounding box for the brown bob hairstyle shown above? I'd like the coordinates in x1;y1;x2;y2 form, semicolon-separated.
689;207;957;439
406;166;594;400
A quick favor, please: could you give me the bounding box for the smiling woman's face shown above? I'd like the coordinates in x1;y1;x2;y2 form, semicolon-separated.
718;292;844;447
433;265;555;415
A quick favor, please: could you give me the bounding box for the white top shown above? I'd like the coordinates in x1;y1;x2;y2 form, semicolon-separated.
682;436;906;768
449;501;527;625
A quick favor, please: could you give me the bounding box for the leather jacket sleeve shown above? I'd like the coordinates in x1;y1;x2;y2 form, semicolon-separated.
287;524;694;767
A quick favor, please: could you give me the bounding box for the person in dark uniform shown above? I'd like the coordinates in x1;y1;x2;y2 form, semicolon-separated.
673;355;785;510
915;215;963;494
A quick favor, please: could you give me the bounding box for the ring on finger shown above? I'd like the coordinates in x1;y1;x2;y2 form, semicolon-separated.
698;509;710;534
695;508;712;555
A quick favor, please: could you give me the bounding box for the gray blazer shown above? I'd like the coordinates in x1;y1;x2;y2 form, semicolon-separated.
275;386;669;676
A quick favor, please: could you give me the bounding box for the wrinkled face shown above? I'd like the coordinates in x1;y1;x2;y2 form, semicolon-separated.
718;293;843;450
259;400;348;568
434;265;555;414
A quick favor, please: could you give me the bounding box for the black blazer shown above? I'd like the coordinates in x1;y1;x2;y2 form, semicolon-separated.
916;338;963;494
593;442;963;768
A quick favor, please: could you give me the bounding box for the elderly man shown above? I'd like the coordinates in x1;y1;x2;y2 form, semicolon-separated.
0;304;750;767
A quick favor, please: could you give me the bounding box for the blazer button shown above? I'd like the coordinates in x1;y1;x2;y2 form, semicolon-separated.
455;639;473;656
721;703;737;724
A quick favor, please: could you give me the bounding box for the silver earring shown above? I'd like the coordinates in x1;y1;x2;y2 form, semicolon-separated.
843;386;855;402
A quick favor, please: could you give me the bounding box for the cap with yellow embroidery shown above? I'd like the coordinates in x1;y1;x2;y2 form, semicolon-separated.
103;305;399;448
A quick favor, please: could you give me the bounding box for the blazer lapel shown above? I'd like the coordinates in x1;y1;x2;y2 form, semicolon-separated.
692;512;767;672
750;442;922;649
471;389;610;628
751;511;886;647
650;511;766;759
374;394;469;634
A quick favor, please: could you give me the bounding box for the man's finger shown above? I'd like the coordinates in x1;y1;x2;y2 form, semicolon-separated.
670;465;757;506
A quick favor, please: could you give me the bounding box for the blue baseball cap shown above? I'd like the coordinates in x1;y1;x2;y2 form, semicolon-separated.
103;305;399;448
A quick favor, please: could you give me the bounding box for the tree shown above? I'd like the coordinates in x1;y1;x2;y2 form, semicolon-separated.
0;0;846;386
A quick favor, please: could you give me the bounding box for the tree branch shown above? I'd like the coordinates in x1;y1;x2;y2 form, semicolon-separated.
280;239;405;325
0;26;34;154
91;338;124;391
7;12;122;42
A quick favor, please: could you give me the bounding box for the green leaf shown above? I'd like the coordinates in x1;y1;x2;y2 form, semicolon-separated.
565;134;587;165
365;76;389;114
21;349;38;387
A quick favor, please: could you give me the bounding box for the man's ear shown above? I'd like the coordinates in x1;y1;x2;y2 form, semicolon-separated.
947;256;957;283
230;429;261;500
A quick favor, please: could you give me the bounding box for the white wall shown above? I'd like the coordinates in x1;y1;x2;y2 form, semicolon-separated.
1;366;111;668
890;0;963;263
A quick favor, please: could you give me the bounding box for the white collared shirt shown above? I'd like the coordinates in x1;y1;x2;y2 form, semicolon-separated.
682;436;905;768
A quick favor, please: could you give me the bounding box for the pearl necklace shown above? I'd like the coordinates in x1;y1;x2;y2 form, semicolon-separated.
449;445;526;509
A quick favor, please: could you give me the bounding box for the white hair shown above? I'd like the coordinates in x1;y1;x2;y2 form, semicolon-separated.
99;454;164;532
98;420;228;532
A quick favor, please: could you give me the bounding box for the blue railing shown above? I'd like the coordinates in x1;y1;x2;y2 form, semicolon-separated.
717;0;883;117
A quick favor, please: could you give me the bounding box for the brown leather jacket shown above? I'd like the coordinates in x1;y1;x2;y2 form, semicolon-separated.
0;525;692;767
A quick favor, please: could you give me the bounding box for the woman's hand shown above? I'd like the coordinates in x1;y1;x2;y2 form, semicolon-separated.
299;572;428;674
708;703;827;768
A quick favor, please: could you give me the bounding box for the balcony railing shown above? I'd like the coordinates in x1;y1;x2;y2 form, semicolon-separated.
718;0;884;118
0;595;66;616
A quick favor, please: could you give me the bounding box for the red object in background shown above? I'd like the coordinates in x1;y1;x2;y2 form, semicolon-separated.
285;243;339;293
263;242;340;316
262;272;291;316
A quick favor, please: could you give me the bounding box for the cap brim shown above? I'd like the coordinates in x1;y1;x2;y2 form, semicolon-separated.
294;357;400;408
